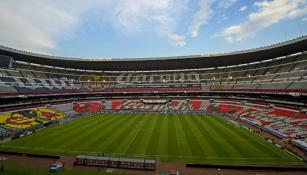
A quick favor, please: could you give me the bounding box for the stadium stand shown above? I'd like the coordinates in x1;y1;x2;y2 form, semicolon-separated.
209;101;307;144
73;101;103;113
52;103;77;116
0;48;307;96
0;107;65;130
0;126;11;139
109;99;202;112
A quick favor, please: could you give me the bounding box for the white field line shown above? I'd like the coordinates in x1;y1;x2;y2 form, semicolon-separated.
215;115;290;160
253;133;288;159
211;138;259;143
0;145;288;160
284;149;304;161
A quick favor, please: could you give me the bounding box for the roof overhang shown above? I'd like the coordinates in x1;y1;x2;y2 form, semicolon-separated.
0;36;306;71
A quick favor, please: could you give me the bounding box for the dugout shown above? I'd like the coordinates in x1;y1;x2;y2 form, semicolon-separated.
75;155;109;167
109;157;120;168
145;159;156;170
74;155;156;171
119;158;144;169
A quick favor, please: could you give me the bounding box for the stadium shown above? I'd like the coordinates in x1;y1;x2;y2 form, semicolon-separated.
0;35;307;175
1;1;307;174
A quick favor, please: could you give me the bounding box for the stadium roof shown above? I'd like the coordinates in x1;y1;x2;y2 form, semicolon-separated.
0;36;307;71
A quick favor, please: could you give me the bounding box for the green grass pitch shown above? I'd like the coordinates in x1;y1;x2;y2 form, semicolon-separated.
0;113;304;165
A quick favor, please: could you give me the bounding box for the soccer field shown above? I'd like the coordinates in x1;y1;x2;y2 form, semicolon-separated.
0;113;304;165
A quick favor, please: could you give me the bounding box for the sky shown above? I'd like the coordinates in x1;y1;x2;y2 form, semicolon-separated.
0;0;307;59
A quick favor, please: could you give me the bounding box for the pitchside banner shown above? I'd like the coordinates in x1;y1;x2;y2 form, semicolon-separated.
117;83;201;89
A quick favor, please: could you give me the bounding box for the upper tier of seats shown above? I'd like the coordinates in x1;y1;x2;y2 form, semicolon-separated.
0;52;306;96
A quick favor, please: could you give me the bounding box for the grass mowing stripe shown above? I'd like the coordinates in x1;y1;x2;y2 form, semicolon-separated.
145;114;162;158
205;116;258;158
22;114;128;155
212;115;303;164
214;115;288;158
51;114;101;133
251;136;301;164
91;114;139;153
45;114;121;150
211;116;284;159
45;115;108;142
110;114;147;155
196;116;276;164
5;114;104;150
240;129;294;159
173;114;193;162
102;114;142;154
178;115;206;162
9;115;100;147
82;115;133;152
189;115;225;157
210;116;271;154
67;114;131;151
123;114;155;155
191;115;220;157
191;115;242;162
167;115;179;161
157;114;169;158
